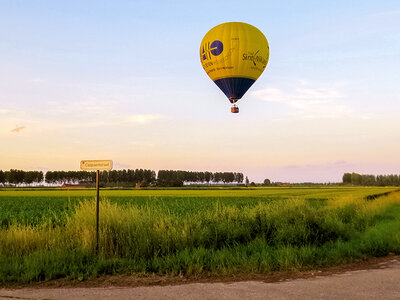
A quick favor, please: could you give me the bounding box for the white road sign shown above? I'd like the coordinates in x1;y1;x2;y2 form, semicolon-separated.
80;160;113;171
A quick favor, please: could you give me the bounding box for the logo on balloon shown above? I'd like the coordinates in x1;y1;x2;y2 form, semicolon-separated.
202;40;223;61
242;50;268;68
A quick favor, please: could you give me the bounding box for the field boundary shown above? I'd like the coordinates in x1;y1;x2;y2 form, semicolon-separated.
364;189;400;201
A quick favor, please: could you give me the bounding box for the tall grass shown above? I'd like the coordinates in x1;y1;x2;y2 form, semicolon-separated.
1;192;400;283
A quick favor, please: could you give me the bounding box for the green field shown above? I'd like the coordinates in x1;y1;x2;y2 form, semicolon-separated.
0;187;395;226
1;187;400;284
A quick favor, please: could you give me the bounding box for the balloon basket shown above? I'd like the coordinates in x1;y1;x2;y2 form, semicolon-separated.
231;105;239;113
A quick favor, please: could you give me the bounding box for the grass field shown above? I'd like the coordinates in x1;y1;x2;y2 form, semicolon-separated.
0;187;396;226
1;187;400;284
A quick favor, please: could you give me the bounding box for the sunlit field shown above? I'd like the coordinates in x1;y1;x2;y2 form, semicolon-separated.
1;187;400;284
0;187;395;226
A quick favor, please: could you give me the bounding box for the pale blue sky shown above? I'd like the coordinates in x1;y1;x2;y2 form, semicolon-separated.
1;1;399;182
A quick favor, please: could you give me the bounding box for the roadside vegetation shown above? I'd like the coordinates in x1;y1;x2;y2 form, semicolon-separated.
0;187;400;284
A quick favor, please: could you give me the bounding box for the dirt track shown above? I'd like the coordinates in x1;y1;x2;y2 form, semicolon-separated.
1;257;400;299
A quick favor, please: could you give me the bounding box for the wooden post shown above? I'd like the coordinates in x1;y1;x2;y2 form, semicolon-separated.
96;169;100;254
80;160;113;254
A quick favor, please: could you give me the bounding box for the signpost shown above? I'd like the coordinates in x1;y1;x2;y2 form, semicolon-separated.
80;160;113;254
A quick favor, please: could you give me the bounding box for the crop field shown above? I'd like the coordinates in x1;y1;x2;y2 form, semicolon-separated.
1;186;400;284
0;187;396;226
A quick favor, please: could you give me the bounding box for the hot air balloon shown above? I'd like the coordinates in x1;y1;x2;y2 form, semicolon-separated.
200;22;269;113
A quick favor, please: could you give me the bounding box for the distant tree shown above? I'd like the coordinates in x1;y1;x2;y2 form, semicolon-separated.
245;176;249;186
45;171;53;184
101;170;110;186
204;171;212;184
123;169;130;182
263;178;271;186
342;173;352;184
0;170;5;186
108;170;118;185
376;175;385;186
140;179;149;187
198;172;205;183
223;172;235;184
213;172;222;184
136;169;145;183
8;169;25;186
4;171;10;185
341;172;400;186
351;172;362;185
361;174;376;186
36;171;44;184
24;171;36;185
157;170;183;187
143;169;156;184
235;173;244;183
23;171;44;186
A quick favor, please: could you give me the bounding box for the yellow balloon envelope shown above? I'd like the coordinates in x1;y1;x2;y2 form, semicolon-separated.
200;22;269;112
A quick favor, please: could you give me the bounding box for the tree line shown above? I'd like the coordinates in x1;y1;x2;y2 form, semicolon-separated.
157;170;244;187
343;172;400;186
0;169;243;187
0;169;44;186
44;169;157;186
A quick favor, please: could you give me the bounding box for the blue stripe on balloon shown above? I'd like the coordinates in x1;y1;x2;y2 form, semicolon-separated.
213;77;256;103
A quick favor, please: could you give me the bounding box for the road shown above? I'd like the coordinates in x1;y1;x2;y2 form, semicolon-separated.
1;258;400;299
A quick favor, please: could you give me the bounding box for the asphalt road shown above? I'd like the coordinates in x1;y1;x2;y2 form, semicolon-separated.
1;259;400;300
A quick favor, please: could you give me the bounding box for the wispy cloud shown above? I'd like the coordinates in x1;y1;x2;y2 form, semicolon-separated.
11;126;26;133
0;109;9;114
125;114;163;124
57;114;164;129
252;82;354;119
45;98;164;128
46;98;118;115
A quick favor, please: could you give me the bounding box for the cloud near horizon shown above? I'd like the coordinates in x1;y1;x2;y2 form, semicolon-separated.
125;114;163;124
11;126;26;133
44;98;164;127
251;82;355;120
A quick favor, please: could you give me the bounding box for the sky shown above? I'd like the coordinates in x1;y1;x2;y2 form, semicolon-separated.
0;0;400;183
